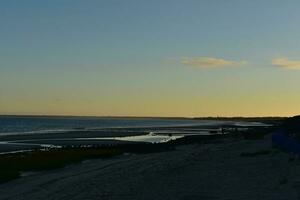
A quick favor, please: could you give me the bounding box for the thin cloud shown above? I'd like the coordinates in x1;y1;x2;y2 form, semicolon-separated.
272;58;300;70
180;57;246;69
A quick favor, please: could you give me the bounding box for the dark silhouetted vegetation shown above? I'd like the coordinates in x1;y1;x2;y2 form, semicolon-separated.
0;148;122;183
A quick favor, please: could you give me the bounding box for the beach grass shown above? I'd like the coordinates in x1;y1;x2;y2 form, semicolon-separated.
0;141;179;183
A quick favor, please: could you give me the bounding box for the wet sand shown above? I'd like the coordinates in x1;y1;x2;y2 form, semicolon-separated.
0;126;223;153
0;135;299;200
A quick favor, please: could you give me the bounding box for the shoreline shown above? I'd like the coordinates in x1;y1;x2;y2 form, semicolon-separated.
0;119;282;199
0;124;275;182
0;131;298;199
0;121;274;153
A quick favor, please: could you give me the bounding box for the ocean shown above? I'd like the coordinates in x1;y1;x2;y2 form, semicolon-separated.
0;116;226;135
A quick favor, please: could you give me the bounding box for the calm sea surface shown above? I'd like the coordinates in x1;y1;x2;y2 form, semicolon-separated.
0;116;268;136
0;116;227;135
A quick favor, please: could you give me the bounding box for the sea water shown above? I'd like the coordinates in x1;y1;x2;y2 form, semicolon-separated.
0;116;229;135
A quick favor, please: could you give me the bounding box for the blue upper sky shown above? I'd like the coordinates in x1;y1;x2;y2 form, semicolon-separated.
1;0;300;117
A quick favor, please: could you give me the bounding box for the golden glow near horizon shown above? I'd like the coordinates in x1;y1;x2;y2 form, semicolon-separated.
2;89;300;117
1;1;300;117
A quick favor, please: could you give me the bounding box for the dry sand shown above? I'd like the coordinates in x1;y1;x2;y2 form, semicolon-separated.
0;136;299;200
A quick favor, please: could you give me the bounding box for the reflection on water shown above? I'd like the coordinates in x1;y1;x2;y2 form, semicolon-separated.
114;132;184;143
77;132;185;144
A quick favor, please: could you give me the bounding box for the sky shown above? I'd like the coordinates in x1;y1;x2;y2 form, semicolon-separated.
1;0;300;117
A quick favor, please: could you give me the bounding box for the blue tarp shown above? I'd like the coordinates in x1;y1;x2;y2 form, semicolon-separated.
272;129;300;154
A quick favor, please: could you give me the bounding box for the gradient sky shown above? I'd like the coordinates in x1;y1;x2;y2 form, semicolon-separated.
1;0;300;117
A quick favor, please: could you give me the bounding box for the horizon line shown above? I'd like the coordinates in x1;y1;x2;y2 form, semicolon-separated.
0;114;289;119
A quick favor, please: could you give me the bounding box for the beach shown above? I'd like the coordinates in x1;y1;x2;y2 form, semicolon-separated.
1;1;299;199
0;133;298;200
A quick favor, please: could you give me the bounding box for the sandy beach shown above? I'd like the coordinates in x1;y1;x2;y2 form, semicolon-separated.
0;134;298;200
